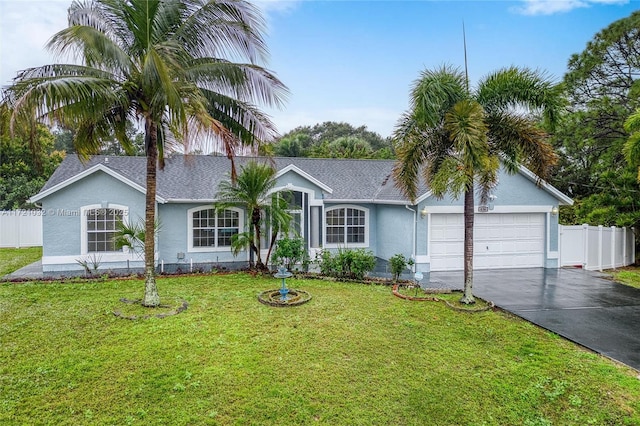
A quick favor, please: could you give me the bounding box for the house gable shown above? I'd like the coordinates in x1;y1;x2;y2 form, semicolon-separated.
415;166;573;207
29;163;166;204
275;164;333;195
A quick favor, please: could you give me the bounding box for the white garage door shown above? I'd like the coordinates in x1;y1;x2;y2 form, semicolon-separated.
430;213;545;271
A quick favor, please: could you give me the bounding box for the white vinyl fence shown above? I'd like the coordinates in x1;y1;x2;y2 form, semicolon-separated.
560;224;635;271
0;211;43;248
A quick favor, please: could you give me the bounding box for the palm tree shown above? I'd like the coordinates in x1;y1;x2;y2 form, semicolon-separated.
214;160;292;269
1;0;287;306
393;65;561;304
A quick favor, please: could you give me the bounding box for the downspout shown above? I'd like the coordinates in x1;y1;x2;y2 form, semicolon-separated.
405;205;417;272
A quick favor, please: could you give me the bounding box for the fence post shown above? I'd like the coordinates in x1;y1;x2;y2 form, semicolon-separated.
611;226;616;269
16;212;21;248
633;227;636;266
598;225;603;272
623;227;627;266
582;224;589;269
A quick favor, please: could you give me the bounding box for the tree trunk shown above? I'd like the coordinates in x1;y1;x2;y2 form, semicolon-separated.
142;119;160;307
460;185;475;304
252;207;264;269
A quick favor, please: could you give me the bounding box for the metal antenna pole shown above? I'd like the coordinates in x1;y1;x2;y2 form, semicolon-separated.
463;21;469;94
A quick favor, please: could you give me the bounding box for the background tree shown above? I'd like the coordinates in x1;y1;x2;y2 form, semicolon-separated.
0;107;64;209
393;65;560;304
214;161;292;270
309;136;373;159
273;132;312;157
2;0;287;306
551;10;640;228
272;121;393;158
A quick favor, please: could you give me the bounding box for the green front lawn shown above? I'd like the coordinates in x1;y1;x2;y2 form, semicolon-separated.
0;247;42;276
1;274;638;425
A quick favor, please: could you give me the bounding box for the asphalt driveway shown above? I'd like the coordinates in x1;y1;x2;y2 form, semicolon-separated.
429;267;640;371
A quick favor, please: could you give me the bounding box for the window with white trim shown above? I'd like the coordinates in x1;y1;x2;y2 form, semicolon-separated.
189;207;241;251
325;206;368;246
85;207;125;252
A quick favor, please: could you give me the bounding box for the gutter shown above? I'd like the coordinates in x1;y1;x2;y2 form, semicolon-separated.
405;205;417;272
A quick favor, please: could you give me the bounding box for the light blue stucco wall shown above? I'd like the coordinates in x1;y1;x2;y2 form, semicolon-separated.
39;171;146;271
157;203;247;265
375;205;415;261
425;168;559;207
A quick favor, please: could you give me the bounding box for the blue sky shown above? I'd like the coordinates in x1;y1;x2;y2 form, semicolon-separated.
1;0;637;138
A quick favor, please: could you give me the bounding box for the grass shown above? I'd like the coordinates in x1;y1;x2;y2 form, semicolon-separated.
0;247;41;277
611;267;640;289
1;273;639;425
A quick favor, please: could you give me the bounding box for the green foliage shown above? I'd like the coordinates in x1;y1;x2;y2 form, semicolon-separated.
309;136;373;159
271;237;309;271
273;132;312;157
1;274;639;424
552;11;640;229
273;121;394;159
113;218;159;258
0;125;64;209
388;253;414;282
317;248;376;280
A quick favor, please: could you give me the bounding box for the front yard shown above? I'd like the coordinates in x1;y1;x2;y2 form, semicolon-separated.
1;272;639;425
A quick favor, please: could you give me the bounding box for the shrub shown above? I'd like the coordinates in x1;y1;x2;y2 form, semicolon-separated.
271;237;309;271
389;253;414;282
317;248;376;280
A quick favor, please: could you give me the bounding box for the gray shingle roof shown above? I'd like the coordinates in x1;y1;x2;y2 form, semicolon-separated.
39;155;416;203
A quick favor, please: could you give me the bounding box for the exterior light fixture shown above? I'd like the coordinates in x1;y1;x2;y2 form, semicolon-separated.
551;206;559;216
420;207;428;218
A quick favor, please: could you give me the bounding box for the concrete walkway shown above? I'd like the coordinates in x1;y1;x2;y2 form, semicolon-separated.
430;267;640;371
4;259;45;279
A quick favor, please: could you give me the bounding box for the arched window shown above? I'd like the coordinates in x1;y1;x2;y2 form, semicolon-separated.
188;207;242;251
325;206;368;247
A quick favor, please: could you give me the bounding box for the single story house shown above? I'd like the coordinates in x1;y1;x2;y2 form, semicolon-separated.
29;154;573;274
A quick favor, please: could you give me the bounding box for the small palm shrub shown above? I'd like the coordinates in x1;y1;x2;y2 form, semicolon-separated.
318;248;376;280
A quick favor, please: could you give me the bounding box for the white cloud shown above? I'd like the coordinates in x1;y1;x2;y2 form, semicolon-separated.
514;0;629;15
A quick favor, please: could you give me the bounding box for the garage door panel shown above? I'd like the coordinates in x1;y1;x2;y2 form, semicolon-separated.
431;242;461;256
430;213;545;271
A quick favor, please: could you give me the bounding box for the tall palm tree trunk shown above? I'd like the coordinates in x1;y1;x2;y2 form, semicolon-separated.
142;119;160;307
461;184;475;304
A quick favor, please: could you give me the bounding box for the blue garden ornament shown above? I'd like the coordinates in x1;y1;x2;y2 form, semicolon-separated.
274;266;293;301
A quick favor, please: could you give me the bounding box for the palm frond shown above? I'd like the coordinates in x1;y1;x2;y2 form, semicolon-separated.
176;0;269;64
187;59;288;108
444;99;488;172
486;112;557;180
410;65;467;128
476;66;563;129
